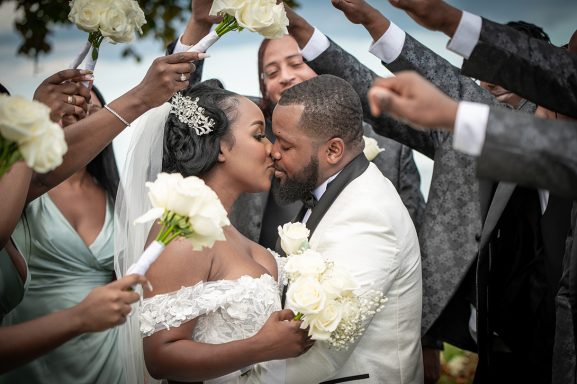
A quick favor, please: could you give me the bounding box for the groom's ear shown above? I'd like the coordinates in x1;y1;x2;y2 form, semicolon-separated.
324;137;344;165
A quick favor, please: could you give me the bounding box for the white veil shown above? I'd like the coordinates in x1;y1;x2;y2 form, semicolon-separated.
114;102;171;384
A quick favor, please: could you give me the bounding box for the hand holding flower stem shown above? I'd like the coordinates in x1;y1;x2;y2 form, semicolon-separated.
127;173;230;280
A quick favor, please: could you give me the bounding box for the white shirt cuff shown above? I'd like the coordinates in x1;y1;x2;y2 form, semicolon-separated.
453;101;490;156
173;34;193;54
369;22;406;64
300;28;330;61
446;11;482;59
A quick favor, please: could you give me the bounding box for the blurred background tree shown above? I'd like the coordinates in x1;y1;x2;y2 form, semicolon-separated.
1;0;300;62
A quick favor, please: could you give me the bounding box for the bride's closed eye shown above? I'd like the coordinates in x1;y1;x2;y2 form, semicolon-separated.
254;133;267;141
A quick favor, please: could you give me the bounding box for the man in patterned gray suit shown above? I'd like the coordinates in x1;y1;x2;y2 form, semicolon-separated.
369;68;577;384
368;0;577;380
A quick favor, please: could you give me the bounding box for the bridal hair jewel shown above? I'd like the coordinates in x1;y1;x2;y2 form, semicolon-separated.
170;93;215;136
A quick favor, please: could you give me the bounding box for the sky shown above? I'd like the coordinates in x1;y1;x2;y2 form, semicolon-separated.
1;0;576;198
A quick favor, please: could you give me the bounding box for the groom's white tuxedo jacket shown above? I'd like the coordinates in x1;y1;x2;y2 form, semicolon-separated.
285;162;423;384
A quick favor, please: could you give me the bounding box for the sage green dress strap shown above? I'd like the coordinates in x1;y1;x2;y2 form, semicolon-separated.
0;194;122;384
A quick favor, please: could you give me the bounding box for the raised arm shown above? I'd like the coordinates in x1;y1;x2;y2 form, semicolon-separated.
387;0;577;118
27;51;204;201
369;71;577;199
166;0;220;85
1;68;92;247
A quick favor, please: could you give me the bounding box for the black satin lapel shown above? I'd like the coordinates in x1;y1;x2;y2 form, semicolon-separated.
306;154;370;237
479;182;517;248
478;179;495;222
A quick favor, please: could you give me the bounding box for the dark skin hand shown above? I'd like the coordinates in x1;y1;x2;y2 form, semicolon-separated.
387;0;462;37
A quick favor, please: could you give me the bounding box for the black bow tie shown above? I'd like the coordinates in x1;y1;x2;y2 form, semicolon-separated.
302;192;318;210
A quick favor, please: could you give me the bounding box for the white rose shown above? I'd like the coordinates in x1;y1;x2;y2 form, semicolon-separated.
285;249;326;278
99;2;134;43
19;120;67;173
278;222;309;255
186;182;229;250
286;276;327;315
166;175;208;217
362;136;385;161
321;265;359;299
304;301;343;340
251;3;288;39
0;95;52;143
126;0;146;34
188;197;229;251
234;0;286;35
146;173;182;209
209;0;247;17
68;0;106;33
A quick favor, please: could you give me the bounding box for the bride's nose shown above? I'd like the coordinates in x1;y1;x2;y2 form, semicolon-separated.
264;137;273;154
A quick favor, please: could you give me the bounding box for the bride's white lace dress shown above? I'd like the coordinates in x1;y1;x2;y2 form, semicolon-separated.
139;258;287;384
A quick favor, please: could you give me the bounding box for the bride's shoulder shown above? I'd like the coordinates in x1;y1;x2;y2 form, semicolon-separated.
248;242;279;279
144;238;214;297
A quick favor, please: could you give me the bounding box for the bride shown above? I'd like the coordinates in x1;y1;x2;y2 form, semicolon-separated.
115;80;312;384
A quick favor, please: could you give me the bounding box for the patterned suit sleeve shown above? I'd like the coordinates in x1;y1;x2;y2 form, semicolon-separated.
478;107;577;199
306;38;438;159
461;18;577;119
165;39;204;86
398;145;426;232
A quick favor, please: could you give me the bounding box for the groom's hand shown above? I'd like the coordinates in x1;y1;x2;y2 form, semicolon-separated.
253;309;314;361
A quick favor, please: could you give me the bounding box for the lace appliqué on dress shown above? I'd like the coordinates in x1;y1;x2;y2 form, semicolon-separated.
268;249;288;288
140;274;281;340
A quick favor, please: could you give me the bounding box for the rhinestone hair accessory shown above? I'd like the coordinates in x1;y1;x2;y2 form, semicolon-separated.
170;93;215;136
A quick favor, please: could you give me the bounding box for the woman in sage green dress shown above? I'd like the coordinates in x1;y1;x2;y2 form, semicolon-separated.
1;87;125;383
0;52;196;375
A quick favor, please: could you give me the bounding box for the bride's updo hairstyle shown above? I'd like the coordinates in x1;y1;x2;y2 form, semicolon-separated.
162;79;239;176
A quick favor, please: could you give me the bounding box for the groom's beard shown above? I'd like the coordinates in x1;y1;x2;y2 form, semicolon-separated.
272;156;319;206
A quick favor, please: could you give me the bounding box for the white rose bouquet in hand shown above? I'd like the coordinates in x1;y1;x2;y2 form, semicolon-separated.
68;0;146;72
127;173;230;278
0;95;67;176
187;0;289;53
279;222;387;350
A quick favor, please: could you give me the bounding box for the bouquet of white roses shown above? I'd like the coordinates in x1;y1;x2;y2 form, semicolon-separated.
186;0;288;54
68;0;146;72
0;95;68;176
128;173;230;278
278;222;387;350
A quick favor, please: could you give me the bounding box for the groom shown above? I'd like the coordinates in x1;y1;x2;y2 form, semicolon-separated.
270;74;423;383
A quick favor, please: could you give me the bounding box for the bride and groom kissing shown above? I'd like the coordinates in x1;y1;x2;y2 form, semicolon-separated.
121;74;423;383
